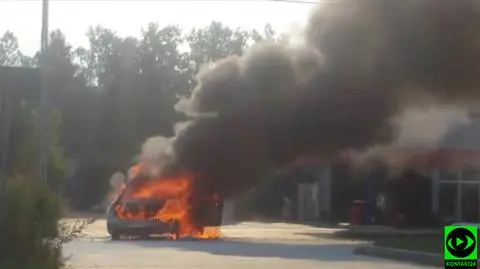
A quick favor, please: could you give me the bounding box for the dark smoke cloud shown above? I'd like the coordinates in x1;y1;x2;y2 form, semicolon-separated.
151;0;480;225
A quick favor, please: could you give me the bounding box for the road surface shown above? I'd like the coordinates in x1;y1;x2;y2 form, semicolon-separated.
64;220;436;269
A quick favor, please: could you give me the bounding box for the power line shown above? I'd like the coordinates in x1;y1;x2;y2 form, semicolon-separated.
269;0;321;4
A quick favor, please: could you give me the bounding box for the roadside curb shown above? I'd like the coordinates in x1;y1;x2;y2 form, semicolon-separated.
353;244;443;267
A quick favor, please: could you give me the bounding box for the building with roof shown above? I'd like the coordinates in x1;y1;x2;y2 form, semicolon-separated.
287;114;480;225
430;116;480;223
361;114;480;225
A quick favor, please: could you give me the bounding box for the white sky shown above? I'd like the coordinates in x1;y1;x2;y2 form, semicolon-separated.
0;0;314;56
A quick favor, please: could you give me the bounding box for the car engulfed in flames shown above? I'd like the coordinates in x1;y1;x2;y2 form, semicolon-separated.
106;164;223;240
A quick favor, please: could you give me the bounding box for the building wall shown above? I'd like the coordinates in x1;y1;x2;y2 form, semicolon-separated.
221;199;236;225
297;183;318;221
431;167;480;223
296;164;332;222
384;150;480;223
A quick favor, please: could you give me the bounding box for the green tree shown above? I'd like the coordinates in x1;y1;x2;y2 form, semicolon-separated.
66;26;131;209
0;31;67;188
134;23;190;141
251;23;289;44
9;103;66;188
0;31;31;66
0;31;78;269
79;26;138;162
186;21;255;72
38;30;90;160
78;24;191;163
0;22;284;209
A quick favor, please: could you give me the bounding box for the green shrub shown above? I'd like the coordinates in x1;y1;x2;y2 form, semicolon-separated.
0;101;91;269
0;177;88;269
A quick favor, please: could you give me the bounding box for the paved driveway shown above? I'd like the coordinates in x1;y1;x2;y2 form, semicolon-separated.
64;220;437;269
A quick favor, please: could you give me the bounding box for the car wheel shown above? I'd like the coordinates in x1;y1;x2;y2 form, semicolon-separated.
111;232;120;240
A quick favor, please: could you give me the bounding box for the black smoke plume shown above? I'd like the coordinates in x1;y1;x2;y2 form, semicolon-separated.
152;0;480;225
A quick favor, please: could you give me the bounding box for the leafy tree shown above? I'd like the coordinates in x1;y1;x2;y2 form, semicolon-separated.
0;31;67;189
0;31;84;269
186;21;255;72
9;103;67;190
38;30;90;159
66;27;130;208
134;23;190;140
251;23;289;44
0;22;274;208
0;31;31;66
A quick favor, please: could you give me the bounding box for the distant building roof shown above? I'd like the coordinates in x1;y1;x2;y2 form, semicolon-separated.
0;66;40;100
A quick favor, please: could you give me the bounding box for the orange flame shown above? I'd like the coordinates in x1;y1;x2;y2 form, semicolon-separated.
114;171;221;239
128;163;146;180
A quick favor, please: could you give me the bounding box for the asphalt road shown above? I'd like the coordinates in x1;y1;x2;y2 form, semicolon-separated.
64;220;436;269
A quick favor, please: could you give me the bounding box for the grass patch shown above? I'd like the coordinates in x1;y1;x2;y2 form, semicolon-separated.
331;229;443;254
373;234;442;254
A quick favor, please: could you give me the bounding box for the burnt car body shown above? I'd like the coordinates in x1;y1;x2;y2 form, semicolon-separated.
106;172;224;240
106;191;181;240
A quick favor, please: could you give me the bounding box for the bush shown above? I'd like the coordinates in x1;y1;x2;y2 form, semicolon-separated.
0;177;89;269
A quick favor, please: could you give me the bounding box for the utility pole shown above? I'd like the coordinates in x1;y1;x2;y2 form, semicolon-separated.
39;0;49;184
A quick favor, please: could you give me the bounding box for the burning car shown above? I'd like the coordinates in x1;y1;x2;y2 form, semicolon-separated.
106;161;223;240
106;184;181;240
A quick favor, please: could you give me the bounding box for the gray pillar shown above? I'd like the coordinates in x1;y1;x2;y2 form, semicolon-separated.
456;170;462;221
297;184;306;221
221;199;236;225
431;168;439;213
317;164;331;221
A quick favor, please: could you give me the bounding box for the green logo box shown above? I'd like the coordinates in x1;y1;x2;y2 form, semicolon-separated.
444;225;478;269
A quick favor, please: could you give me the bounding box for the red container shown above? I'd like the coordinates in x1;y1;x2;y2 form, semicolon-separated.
349;200;365;225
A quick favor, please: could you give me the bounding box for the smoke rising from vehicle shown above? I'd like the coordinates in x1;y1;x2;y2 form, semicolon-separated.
138;0;480;225
107;171;126;205
393;107;471;149
348;106;473;169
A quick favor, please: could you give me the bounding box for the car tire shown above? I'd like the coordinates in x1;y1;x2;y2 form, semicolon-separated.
111;232;120;241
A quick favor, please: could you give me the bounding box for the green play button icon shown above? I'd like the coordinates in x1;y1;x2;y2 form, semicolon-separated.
444;225;478;265
456;238;464;247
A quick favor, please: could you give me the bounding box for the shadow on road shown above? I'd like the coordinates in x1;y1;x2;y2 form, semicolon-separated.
293;231;348;241
103;238;380;262
294;227;442;241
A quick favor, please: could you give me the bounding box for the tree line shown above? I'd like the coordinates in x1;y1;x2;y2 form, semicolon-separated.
0;22;285;209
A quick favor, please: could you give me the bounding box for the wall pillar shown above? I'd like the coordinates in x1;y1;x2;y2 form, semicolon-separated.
221;199;236;225
431;168;439;213
456;170;462;222
317;164;332;221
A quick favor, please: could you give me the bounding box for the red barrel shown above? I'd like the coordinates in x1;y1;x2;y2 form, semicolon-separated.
349;200;364;225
